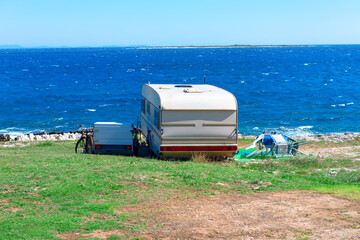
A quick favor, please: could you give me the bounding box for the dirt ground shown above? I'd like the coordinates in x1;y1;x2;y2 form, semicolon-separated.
301;144;360;160
58;190;360;240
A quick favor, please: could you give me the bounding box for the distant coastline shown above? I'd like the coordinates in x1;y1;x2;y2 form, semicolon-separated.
0;44;315;49
3;44;360;50
136;45;313;49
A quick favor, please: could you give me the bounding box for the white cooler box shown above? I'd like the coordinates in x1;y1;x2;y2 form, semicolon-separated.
93;122;133;155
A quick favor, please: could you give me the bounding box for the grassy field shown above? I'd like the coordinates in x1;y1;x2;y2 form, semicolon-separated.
0;140;359;239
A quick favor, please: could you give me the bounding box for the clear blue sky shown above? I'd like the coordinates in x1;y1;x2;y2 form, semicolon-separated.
1;0;360;47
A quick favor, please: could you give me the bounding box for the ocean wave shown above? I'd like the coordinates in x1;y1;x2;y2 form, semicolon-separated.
99;104;113;107
0;127;45;139
245;126;317;137
298;126;313;130
278;126;315;136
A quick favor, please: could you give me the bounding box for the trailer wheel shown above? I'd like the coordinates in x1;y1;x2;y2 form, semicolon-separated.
85;135;94;154
149;150;160;159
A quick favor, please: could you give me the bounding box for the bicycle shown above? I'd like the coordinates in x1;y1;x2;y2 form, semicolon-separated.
75;125;94;154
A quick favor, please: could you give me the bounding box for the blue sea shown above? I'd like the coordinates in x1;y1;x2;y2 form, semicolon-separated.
1;46;360;137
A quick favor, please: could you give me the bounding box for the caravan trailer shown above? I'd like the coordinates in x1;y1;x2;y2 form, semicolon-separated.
92;122;133;155
140;84;238;157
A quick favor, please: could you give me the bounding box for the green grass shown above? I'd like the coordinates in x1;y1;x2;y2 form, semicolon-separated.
316;185;360;200
0;141;359;239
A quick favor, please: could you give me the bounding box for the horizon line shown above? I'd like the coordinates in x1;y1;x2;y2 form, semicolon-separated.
1;43;360;49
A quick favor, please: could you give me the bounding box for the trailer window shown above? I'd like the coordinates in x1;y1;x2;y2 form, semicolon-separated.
154;109;160;129
147;101;151;115
141;98;145;113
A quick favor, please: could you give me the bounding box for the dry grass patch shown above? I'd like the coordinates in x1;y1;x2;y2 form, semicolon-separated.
122;190;360;239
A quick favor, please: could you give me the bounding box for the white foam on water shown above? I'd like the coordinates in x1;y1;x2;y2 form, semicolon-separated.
298;126;313;130
346;102;354;105
331;105;336;107
99;104;113;107
87;109;96;112
278;126;315;137
338;104;346;107
240;81;245;84
0;127;46;139
253;127;259;130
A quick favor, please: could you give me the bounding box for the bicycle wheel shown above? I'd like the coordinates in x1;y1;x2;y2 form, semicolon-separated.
75;137;86;153
85;135;94;154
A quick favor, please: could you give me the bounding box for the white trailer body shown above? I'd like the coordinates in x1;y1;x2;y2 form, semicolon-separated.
93;122;133;155
140;84;238;157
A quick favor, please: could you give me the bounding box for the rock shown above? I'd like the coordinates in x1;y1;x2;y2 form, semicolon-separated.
235;180;248;184
290;171;296;174
28;133;34;141
17;134;29;141
0;134;10;142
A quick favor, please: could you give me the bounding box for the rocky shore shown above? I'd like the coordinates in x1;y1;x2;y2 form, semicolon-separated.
297;132;360;142
239;132;360;142
0;131;359;143
0;131;82;142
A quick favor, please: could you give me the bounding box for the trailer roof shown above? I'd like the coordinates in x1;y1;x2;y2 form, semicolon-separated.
142;84;237;110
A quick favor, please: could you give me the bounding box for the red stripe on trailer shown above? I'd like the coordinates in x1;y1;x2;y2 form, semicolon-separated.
125;145;132;150
160;146;237;152
95;145;102;150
